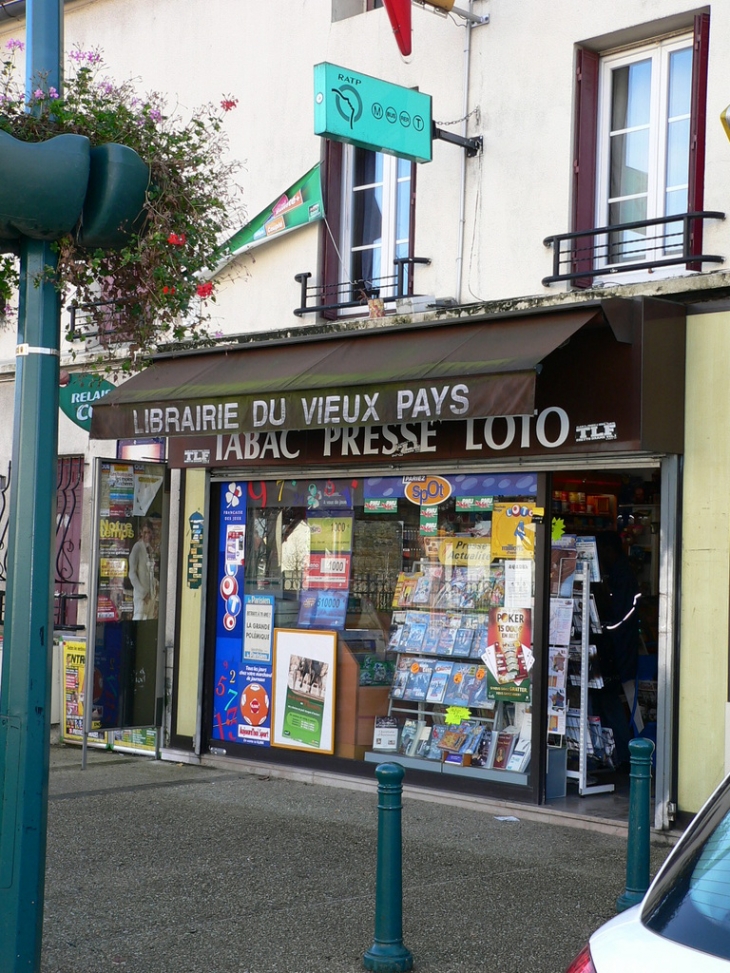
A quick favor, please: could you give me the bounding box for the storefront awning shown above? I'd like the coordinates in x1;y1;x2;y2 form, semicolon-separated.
90;307;600;439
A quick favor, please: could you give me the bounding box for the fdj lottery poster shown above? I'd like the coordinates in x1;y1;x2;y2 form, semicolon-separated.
211;482;273;747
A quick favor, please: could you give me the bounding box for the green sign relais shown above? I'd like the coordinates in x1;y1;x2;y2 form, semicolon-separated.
314;62;432;163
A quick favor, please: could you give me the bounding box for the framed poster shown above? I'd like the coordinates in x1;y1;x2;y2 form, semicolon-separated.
271;629;337;754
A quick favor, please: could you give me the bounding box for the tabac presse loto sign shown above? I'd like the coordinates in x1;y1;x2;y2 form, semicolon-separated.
314;62;433;163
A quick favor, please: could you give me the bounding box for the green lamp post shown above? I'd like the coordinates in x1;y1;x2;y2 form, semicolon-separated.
0;4;148;968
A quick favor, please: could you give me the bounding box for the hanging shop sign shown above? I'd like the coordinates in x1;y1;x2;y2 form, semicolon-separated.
314;62;433;163
59;373;115;431
219;163;324;260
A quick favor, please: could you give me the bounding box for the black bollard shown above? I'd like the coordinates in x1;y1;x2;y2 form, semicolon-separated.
616;737;655;912
363;763;414;973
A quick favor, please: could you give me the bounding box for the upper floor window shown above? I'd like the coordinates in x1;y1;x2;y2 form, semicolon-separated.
571;13;710;285
321;140;416;316
341;145;412;303
597;36;693;266
332;0;382;22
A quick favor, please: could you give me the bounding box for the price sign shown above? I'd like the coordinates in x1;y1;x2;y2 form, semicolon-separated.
304;553;351;590
308;514;353;553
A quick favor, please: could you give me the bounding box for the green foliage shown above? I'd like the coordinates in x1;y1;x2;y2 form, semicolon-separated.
0;41;243;367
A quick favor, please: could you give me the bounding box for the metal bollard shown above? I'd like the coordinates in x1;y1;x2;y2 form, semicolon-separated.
616;737;655;913
363;763;414;973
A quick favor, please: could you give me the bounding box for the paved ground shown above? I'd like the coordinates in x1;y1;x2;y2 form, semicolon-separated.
40;743;673;973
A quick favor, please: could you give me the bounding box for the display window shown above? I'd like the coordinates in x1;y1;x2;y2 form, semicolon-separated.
207;472;542;784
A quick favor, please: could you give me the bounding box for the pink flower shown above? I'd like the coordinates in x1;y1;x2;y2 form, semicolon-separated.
220;97;238;112
196;282;214;299
167;233;186;246
48;87;59;99
69;49;102;64
5;39;24;52
33;89;45;100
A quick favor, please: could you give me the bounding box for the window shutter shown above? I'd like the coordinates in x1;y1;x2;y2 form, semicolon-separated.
688;12;710;267
571;47;599;286
320;139;344;319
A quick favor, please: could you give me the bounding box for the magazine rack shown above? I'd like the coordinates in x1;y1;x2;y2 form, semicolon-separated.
566;562;615;796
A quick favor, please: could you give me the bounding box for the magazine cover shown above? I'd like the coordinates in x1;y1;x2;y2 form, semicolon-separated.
390;655;412;699
426;723;448;759
461;664;489;708
372;715;399;751
392;572;421;608
492;727;519;769
400;612;429;653
420;616;445;654
549;597;574;647
436;613;462;655
425;661;454;704
414;723;433;758
442;662;473;706
550;543;578;598
398;718;419;755
402;658;434;702
470;728;497;768
410;564;443;608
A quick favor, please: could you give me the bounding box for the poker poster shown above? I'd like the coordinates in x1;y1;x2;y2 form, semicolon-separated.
211;482;273;746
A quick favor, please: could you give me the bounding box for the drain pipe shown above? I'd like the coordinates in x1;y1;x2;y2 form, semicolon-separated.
454;0;475;303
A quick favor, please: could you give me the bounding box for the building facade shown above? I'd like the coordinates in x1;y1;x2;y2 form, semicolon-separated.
1;0;729;828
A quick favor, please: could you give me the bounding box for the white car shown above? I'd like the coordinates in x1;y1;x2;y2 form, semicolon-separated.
566;774;730;972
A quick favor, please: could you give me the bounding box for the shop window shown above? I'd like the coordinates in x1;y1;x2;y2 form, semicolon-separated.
572;13;709;283
321;140;415;314
208;474;541;786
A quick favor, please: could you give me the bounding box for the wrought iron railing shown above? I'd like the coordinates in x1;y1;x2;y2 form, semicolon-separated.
542;211;725;285
293;256;431;316
55;456;86;631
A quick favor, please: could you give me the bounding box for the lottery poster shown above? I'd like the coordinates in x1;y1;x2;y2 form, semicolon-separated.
211;482;273;747
483;607;534;702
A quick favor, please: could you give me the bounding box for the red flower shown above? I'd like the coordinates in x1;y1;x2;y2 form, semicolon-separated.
163;285;176;295
221;97;238;112
196;281;214;299
167;232;186;246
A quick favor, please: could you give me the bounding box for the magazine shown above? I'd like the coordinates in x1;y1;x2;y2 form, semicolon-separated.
425;661;454;704
398;718;419;755
372;716;399;751
402;658;435;702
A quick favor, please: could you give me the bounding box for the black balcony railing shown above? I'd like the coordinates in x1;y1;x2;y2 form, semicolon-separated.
293;256;431;316
542;211;725;286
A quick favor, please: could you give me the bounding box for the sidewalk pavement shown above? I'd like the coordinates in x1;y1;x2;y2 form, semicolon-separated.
41;743;673;973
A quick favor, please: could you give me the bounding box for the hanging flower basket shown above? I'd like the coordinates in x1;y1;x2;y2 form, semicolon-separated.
0;41;243;370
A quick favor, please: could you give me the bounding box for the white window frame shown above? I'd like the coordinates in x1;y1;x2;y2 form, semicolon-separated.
338;144;411;315
594;32;693;284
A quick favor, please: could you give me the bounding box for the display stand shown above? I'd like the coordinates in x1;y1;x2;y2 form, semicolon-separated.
566;562;614;796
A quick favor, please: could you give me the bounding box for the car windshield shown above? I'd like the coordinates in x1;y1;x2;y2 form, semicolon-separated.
643;776;730;960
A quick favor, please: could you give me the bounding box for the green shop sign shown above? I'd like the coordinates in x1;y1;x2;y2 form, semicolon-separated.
222;163;324;258
59;373;115;431
314;62;432;163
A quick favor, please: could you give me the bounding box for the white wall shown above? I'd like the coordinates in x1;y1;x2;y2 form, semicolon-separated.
0;0;727;343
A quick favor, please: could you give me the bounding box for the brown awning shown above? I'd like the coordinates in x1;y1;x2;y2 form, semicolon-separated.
90;307;599;439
